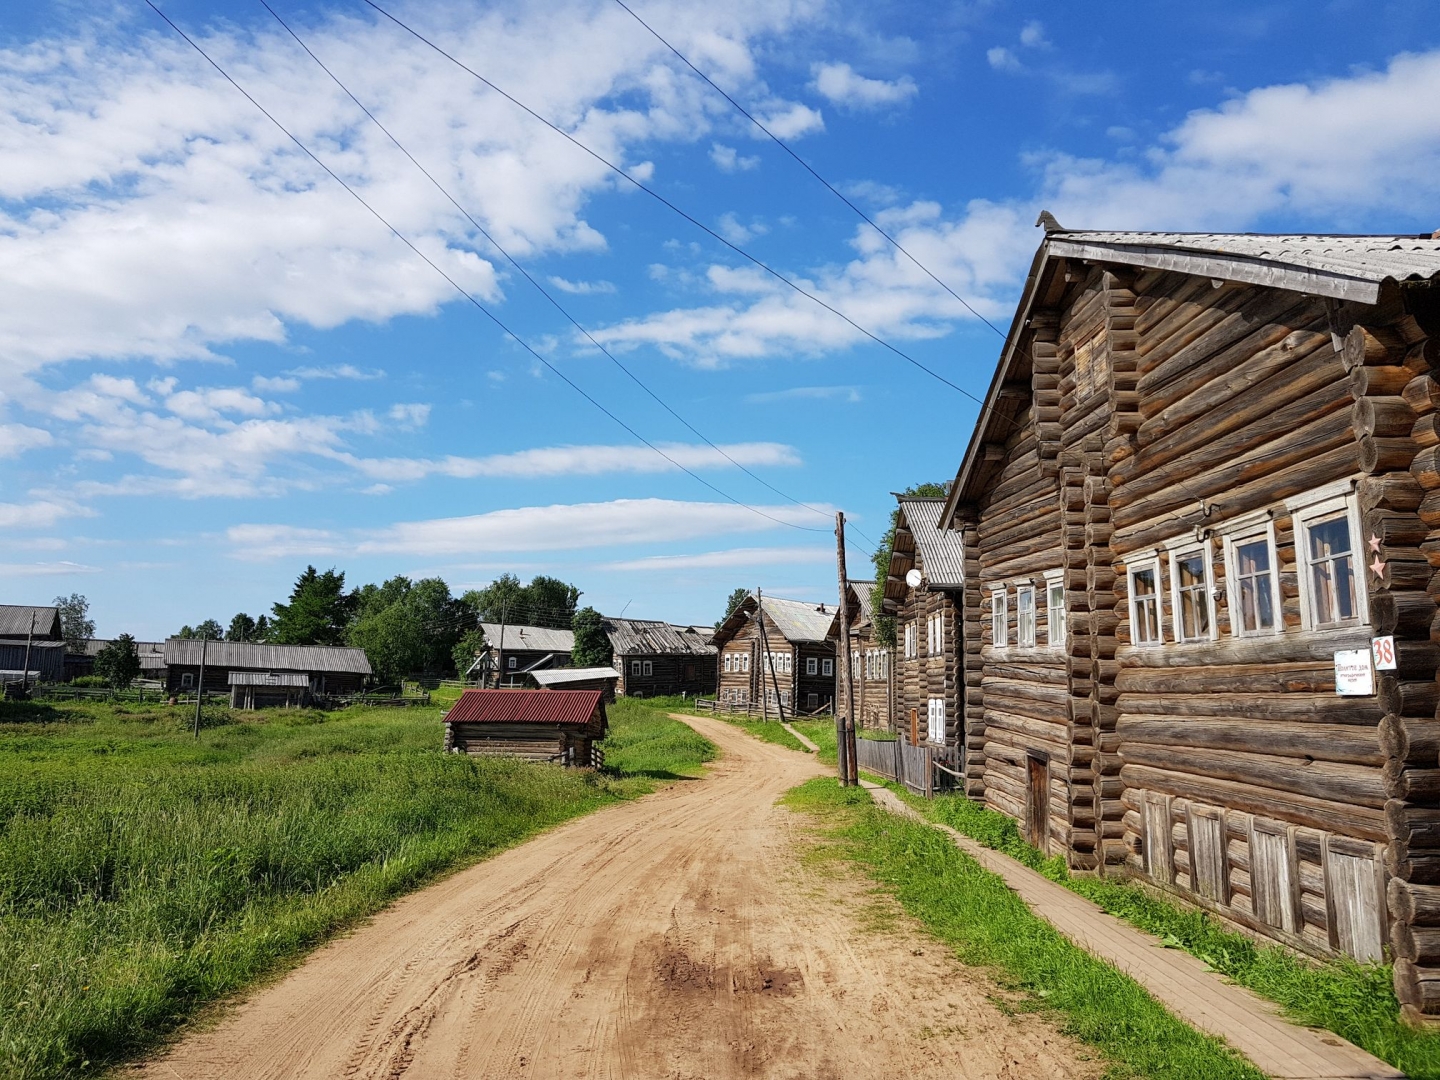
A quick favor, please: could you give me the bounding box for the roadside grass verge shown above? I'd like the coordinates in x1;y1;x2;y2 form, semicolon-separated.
790;719;838;765
785;777;1260;1079
892;785;1440;1078
0;697;712;1080
712;714;808;753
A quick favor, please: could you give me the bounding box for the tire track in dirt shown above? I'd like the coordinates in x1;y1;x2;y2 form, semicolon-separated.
129;714;1103;1080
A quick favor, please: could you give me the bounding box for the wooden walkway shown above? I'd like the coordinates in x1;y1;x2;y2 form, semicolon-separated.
781;721;819;753
861;781;1403;1080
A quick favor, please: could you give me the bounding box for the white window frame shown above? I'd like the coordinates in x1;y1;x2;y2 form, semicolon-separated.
508;656;518;670
806;656;818;676
822;658;833;677
181;672;194;688
904;622;916;659
1126;556;1164;647
927;697;946;744
1286;482;1367;631
1218;511;1282;639
631;660;642;676
642;660;654;676
723;653;732;673
1043;568;1065;651
1016;584;1037;649
989;585;1008;651
1166;541;1218;644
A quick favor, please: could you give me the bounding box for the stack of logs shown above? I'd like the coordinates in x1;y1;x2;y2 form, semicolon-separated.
1348;321;1440;1019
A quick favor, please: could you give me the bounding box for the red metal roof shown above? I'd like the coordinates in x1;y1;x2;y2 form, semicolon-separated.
443;688;602;726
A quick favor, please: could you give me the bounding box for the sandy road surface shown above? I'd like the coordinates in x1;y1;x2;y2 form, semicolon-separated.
132;714;1098;1080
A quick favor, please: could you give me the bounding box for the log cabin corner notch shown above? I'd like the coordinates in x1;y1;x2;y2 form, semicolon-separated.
937;228;1440;1020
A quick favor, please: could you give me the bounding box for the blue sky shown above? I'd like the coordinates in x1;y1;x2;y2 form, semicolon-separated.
2;0;1437;638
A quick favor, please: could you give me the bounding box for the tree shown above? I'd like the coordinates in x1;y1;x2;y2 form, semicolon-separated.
570;607;611;667
269;566;353;646
175;619;223;640
716;587;750;630
253;614;271;641
870;482;949;647
94;634;142;689
227;613;257;641
53;593;95;653
462;574;581;630
452;627;486;680
347;575;473;680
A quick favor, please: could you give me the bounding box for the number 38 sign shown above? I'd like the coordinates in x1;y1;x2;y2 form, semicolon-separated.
1372;635;1398;671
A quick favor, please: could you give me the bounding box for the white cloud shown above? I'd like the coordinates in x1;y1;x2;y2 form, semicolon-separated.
756;102;824;139
716;212;768;244
603;545;832;571
344;440;801;482
252;375;301;393
0;423;53;457
745;385;861;404
709;143;760;172
387;403;432;428
0;500;89;529
285;365;385;381
165;387;279;423
547;276;617;295
987;47;1021;72
0;561;102;577
810;62;917;109
227;497;833;560
1019;21;1051;49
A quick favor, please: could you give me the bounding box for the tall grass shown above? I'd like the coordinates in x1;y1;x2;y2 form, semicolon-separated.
0;697;712;1079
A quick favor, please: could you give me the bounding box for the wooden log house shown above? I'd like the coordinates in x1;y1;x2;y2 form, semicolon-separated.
710;593;839;714
602;618;717;698
844;580;892;730
442;687;607;766
474;623;574;687
881;497;973;782
164;639;372;700
937;225;1440;1018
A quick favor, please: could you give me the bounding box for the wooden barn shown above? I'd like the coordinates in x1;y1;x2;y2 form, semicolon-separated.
711;593;838;715
164;639;371;701
881;497;971;777
528;665;622;702
845;580;892;730
937;225;1440;1018
71;639;167;682
473;623;574;687
603;618;717;698
0;604;62;643
442;688;607;766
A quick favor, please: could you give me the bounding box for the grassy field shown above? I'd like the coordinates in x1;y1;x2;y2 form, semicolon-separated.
892;786;1440;1078
785;778;1262;1080
0;695;713;1080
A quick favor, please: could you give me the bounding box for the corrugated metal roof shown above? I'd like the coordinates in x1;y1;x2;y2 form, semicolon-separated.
443;688;602;726
479;623;575;653
1048;231;1440;304
897;498;966;588
531;666;621;687
603;618;717;656
227;671;310;686
847;580;876;625
164;639;373;675
83;639;166;665
758;595;837;644
0;605;62;640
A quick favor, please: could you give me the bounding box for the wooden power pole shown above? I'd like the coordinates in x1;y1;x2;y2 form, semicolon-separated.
835;513;858;786
21;610;35;694
193;634;208;738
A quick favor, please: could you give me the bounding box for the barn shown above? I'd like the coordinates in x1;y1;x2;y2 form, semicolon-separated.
442;688;607;766
935;225;1440;1019
164;639;372;703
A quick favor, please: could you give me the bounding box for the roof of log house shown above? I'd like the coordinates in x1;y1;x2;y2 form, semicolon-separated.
940;226;1440;529
164;638;373;674
882;497;967;612
709;593;839;647
602;617;717;656
0;605;63;640
478;623;575;653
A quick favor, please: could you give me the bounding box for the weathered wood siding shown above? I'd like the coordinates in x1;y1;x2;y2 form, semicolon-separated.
616;653;717;698
849;621;892;730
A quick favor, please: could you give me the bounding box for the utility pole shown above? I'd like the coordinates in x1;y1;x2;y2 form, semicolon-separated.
193;634;208;738
835;513;858;786
495;601;507;689
21;611;35;694
756;588;788;722
757;588;768;722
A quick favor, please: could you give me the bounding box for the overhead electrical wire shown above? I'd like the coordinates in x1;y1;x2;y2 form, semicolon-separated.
257;0;876;555
142;0;828;540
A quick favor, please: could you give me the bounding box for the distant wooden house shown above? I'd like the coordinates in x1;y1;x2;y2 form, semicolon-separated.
0;604;64;683
164;639;371;703
711;594;838;715
937;226;1440;1017
473;623;574;687
527;665;622;702
442;688;607;766
844;580;891;731
881;495;971;779
603;618;717;698
70;638;166;682
0;604;62;642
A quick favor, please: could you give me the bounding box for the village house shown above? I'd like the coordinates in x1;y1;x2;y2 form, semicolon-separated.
710;593;838;716
528;665;622;702
936;225;1440;1018
473;623;574;687
602;617;717;698
71;638;167;683
442;687;608;766
0;604;65;683
844;580;892;730
881;497;972;780
164;639;372;705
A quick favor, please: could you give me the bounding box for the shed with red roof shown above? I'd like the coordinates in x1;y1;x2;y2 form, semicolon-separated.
442;687;608;767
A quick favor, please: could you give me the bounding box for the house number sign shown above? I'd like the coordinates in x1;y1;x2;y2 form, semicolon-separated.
1334;648;1375;696
1372;635;1397;671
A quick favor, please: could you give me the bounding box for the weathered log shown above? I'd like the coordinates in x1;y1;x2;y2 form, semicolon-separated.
1412;446;1440;490
1389;879;1440;927
1359;472;1426;514
1387;845;1440;884
1369;590;1435;636
1360;436;1418;475
1404;374;1440;418
1351;364;1413;397
1387;803;1440;849
1391;924;1440;965
1386;765;1440;801
1115;661;1338;696
1353;397;1418;438
1119;743;1386;808
1116;690;1383;724
1117;715;1382;766
1342;324;1408;370
1380;717;1440;767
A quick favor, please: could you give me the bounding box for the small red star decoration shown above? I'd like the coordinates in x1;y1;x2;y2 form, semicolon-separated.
1368;533;1383;553
1371;556;1387;578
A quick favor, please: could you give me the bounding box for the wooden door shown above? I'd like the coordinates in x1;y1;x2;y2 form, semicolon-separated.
909;708;919;746
1026;754;1048;854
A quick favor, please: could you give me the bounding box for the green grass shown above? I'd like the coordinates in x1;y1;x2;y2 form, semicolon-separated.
0;696;713;1080
711;714;808;752
790;719;838;765
896;786;1440;1078
784;778;1262;1080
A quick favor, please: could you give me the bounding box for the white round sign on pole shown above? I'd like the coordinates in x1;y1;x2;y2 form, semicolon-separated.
905;568;923;588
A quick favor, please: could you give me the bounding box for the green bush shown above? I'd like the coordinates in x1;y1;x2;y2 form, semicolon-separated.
67;677;107;689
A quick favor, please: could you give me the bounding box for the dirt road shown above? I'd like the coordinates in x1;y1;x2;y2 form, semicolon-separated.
133;714;1098;1079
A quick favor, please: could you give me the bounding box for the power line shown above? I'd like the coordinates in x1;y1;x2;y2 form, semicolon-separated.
258;0;875;552
610;0;1007;339
143;0;825;539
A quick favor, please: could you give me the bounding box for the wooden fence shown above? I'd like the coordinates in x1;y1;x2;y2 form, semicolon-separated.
854;737;934;797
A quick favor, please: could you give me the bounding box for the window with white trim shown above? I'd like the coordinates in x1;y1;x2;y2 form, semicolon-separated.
1219;513;1280;637
631;660;642;676
723;653;732;673
1169;545;1215;643
181;672;194;688
1044;569;1065;650
806;656;818;676
642;660;653;676
1127;558;1162;646
822;658;833;677
990;586;1008;650
904;623;916;659
927;697;946;744
1289;484;1366;630
508;656;517;670
1016;585;1036;648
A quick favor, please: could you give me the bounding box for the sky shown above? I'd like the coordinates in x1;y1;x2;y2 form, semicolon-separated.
2;0;1438;638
